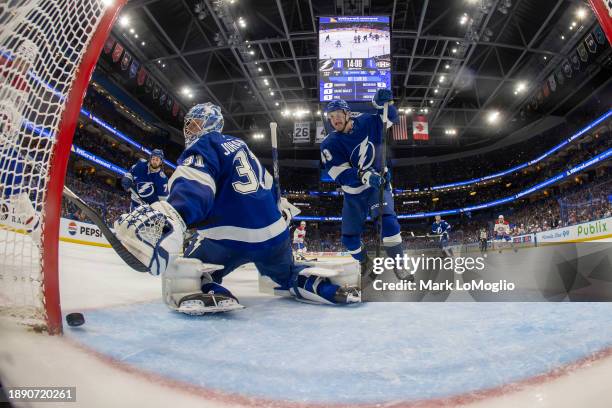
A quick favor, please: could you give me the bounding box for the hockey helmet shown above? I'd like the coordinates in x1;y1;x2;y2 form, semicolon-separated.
184;103;224;147
150;149;164;160
324;99;351;116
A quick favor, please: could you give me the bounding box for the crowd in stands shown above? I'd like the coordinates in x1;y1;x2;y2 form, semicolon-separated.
61;164;130;226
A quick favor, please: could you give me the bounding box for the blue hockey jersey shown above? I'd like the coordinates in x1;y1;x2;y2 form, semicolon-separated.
432;220;451;235
0;147;25;198
320;106;398;195
167;131;287;250
123;159;168;205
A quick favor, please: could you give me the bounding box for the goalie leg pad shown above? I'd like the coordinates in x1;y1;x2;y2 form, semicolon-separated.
162;257;225;310
289;264;361;305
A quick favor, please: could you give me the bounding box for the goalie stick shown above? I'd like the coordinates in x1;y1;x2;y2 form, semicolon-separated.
61;186;149;272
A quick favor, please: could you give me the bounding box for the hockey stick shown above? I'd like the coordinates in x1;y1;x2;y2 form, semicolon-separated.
376;102;389;258
405;232;443;239
270;122;282;206
61;186;149;272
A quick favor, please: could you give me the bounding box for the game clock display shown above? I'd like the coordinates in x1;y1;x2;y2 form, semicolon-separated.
318;16;391;102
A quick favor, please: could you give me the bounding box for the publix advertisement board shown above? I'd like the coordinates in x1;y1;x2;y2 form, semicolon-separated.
536;216;612;243
60;218;109;247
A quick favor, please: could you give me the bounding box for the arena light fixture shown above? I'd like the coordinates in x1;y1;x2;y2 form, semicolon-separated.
119;15;129;27
249;50;255;56
181;87;191;95
487;110;500;124
141;41;146;46
459;13;469;25
275;102;279;106
576;8;586;19
129;28;135;34
515;81;527;94
439;75;445;83
445;64;450;69
451;48;457;54
258;67;262;72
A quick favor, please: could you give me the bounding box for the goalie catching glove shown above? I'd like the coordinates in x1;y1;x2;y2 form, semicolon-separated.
114;201;185;276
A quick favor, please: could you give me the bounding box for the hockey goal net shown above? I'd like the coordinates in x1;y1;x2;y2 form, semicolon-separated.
0;0;125;334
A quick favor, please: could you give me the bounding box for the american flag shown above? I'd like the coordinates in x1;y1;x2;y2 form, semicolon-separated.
392;115;408;140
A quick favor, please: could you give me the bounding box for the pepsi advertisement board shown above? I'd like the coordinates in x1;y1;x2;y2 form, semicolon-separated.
319;16;391;102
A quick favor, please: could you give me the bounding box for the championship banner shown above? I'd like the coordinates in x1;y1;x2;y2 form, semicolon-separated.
315;121;326;143
129;59;139;79
120;51;131;71
588;0;612;46
137;66;147;86
412;115;429;141
111;42;123;62
103;36;115;54
293;122;310;144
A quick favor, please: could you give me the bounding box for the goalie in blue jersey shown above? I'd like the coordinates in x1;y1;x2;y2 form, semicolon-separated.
320;90;411;282
114;103;360;315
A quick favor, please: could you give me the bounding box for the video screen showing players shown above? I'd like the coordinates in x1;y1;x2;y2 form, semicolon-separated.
318;16;391;103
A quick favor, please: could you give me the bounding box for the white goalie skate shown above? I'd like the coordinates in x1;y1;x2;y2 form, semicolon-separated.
177;293;245;315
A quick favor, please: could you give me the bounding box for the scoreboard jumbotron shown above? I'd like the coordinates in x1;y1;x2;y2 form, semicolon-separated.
318;16;391;103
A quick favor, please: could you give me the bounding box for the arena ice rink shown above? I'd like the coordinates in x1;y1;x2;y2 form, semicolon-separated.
2;239;612;408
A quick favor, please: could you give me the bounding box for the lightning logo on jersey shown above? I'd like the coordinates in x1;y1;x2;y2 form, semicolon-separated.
351;137;375;170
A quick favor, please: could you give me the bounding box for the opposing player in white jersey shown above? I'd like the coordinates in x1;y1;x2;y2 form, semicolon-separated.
0;40;41;243
293;221;307;260
493;215;516;253
115;103;360;315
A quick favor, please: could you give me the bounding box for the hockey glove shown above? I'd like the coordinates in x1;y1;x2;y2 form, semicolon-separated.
114;201;186;276
360;170;383;189
121;175;134;191
372;88;394;109
278;197;301;226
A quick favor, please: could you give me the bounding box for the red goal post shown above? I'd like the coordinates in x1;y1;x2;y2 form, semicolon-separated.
0;0;126;334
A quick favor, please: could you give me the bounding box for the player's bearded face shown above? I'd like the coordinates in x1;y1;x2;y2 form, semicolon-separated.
328;110;349;132
149;156;162;169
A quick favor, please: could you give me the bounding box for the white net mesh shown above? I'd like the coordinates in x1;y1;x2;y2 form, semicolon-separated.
0;0;115;331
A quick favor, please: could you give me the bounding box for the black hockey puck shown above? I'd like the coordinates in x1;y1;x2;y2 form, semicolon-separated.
65;312;85;327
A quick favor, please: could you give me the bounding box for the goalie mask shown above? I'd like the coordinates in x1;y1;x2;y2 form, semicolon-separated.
183;103;224;147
